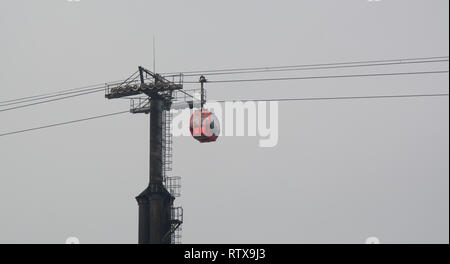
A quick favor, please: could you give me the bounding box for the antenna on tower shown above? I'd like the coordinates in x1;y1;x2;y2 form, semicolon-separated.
153;35;156;73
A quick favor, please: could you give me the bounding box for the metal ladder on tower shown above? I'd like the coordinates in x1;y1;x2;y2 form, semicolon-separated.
162;110;173;179
161;109;183;244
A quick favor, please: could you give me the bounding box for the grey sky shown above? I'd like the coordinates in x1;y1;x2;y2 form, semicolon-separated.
0;0;448;243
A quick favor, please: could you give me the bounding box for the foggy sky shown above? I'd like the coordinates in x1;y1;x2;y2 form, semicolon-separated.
0;0;448;243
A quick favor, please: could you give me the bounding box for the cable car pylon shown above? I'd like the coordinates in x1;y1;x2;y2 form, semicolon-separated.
105;66;219;244
106;67;180;244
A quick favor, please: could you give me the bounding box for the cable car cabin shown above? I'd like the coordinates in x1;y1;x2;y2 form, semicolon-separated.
190;110;220;143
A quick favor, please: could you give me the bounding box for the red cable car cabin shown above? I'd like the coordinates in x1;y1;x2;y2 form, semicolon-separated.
190;110;220;143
